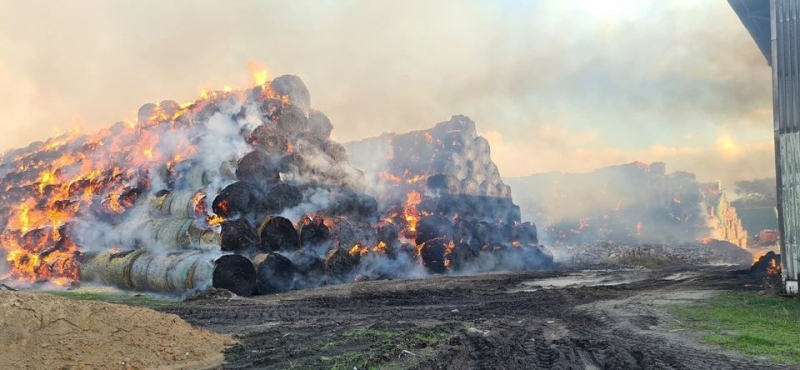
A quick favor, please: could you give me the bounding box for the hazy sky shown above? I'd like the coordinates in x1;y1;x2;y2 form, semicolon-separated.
0;0;774;187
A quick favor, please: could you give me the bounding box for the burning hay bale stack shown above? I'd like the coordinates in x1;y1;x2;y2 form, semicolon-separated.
505;162;749;248
0;74;379;296
701;182;748;248
345;116;552;273
0;72;555;297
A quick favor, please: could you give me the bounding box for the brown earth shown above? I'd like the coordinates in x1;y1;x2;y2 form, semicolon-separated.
0;291;234;370
157;265;791;369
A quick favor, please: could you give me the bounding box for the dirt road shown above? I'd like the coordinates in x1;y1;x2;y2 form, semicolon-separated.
159;265;789;369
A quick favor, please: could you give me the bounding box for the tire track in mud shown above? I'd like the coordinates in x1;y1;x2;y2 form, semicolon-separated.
156;267;792;369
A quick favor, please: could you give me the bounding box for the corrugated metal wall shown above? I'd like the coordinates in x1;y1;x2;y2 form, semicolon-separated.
773;0;800;282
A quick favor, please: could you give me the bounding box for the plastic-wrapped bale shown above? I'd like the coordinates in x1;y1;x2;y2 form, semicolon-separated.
80;250;255;296
147;189;206;218
114;218;219;251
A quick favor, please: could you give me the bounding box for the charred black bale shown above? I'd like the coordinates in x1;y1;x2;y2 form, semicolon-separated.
253;252;296;294
220;218;259;253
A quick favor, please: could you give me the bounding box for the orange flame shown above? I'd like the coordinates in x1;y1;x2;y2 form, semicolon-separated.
0;63;286;284
247;60;271;86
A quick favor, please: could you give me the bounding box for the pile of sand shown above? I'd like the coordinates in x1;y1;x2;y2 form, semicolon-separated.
0;291;234;369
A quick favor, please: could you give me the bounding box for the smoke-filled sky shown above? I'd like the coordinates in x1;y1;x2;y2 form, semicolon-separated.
0;0;773;187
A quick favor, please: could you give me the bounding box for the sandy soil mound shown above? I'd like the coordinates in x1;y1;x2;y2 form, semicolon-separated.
0;291;233;370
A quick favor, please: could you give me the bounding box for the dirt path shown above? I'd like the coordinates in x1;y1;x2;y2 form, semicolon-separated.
159;266;789;369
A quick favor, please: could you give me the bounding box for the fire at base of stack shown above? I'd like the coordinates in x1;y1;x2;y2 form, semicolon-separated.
0;73;553;297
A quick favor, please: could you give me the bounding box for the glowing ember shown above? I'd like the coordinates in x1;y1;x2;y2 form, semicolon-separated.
0;63;287;285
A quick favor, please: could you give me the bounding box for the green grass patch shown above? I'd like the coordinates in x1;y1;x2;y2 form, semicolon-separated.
45;290;175;307
313;326;454;370
669;291;800;364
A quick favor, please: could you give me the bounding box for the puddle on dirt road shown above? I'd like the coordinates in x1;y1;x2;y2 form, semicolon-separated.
509;270;649;293
662;272;701;281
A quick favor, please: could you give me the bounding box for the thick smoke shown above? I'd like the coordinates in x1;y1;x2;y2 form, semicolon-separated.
505;162;714;246
0;1;774;187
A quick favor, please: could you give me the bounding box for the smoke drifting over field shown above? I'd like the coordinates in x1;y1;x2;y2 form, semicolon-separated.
0;1;775;186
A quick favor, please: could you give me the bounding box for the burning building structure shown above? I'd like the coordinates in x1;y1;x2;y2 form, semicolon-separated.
0;72;552;296
730;0;800;293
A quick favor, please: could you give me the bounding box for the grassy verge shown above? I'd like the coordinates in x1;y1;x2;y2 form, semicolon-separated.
45;290;176;307
314;326;453;370
669;291;800;364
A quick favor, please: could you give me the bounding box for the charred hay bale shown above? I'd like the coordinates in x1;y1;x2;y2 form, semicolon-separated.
467;158;486;184
399;242;418;260
236;150;280;185
159;100;180;119
519;245;554;269
212;181;263;218
252;252;295;294
496;183;512;199
460;178;480;195
467;220;493;249
323;141;348;164
442;130;474;153
390;132;437;171
420;238;452;274
308;110;333;140
287;249;325;289
264;183;302;212
432;151;466;177
324;247;358;283
484;162;502;184
479;180;500;197
451;218;473;245
270;75;311;116
276;104;310;134
750;251;780;274
415;215;454;245
331;219;379;249
137;103;157;124
249;124;289;155
213;254;257;297
433;115;477;139
427;174;461;194
257;216;300;252
376;221;399;246
513;222;539;245
220;218;259;253
448;242;479;272
474;136;491;159
1;185;36;204
298;216;333;251
321;191;379;221
20;226;56;247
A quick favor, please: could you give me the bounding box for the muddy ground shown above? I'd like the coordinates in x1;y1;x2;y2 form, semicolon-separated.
158;265;790;369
